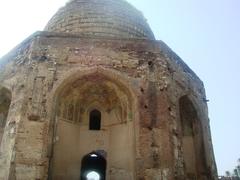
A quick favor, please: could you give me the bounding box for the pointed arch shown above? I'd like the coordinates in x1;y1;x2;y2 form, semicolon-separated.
47;67;139;179
179;95;209;179
89;109;101;130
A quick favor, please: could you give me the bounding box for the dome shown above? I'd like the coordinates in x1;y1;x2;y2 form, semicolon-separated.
44;0;155;40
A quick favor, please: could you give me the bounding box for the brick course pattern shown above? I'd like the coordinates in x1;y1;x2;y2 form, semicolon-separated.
45;0;155;40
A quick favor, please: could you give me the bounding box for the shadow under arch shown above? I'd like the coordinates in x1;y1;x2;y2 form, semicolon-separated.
179;95;209;179
0;86;12;147
0;86;12;104
47;67;139;179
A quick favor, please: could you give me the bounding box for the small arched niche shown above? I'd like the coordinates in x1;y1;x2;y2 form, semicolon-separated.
50;73;136;179
179;96;208;179
89;109;101;130
0;87;11;147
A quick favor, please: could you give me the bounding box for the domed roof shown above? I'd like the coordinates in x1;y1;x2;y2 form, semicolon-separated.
44;0;155;40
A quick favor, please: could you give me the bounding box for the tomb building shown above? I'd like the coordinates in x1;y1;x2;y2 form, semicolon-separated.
0;0;217;179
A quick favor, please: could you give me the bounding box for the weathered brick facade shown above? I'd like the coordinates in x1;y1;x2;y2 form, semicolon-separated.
0;0;217;179
45;0;154;39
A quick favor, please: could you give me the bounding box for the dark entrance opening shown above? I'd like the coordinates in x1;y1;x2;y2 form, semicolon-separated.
80;152;106;180
0;87;11;147
89;109;101;130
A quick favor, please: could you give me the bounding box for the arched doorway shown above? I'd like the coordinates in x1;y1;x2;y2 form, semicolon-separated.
179;96;209;179
80;152;106;180
50;71;136;179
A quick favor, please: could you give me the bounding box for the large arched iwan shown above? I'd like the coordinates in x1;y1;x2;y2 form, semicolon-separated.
179;96;209;179
80;152;106;180
49;71;137;179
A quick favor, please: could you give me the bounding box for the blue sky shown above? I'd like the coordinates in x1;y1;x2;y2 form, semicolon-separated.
0;0;239;176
